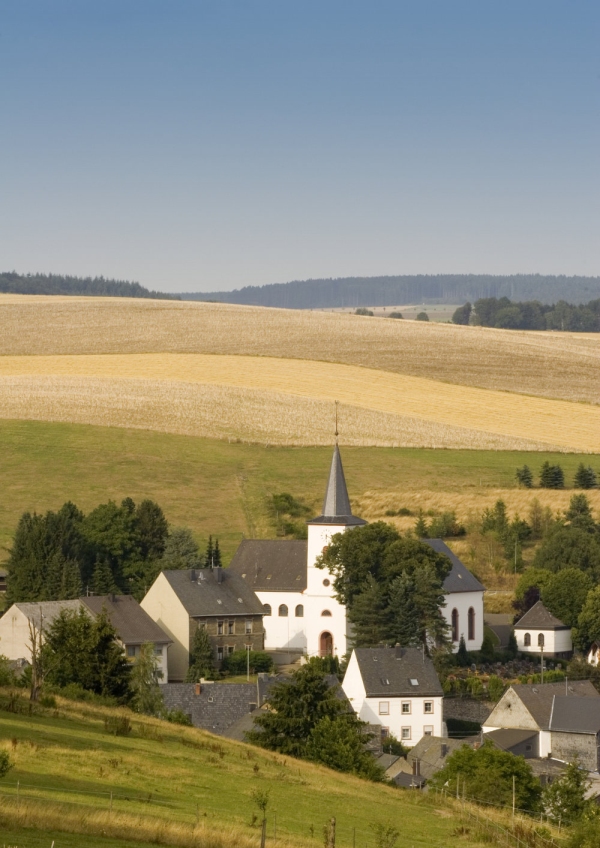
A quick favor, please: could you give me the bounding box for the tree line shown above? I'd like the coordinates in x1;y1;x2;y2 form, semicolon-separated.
0;271;177;300
453;297;600;332
6;498;219;603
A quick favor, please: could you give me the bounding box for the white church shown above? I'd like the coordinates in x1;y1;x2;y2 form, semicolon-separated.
228;445;484;658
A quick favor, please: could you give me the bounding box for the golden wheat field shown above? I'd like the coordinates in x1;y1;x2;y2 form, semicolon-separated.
0;295;599;449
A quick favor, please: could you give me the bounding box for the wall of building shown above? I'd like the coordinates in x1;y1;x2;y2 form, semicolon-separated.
189;614;264;669
124;642;169;681
483;688;539;732
515;628;572;657
0;607;33;661
550;731;598;772
444;590;484;652
305;521;351;658
443;698;494;725
255;590;307;651
141;574;191;682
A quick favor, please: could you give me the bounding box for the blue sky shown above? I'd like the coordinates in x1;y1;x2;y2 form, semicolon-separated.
0;1;598;292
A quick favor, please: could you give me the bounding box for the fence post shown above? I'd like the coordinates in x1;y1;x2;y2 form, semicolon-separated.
260;818;267;848
16;780;19;812
110;790;113;815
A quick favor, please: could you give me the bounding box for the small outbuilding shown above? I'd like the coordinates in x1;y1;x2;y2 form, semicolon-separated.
513;601;572;658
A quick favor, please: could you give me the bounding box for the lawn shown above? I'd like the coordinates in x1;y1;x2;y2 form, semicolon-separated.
0;419;597;565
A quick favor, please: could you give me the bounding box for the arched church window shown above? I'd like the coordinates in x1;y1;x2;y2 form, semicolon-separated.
323;579;330;587
538;633;545;648
321;610;332;617
263;604;272;616
295;605;304;617
451;609;459;642
278;604;288;617
468;607;475;641
524;633;531;646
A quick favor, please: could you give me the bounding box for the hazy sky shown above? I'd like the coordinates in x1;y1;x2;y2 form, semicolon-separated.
1;1;598;292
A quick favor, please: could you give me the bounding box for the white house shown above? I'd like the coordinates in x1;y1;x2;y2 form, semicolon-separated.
0;595;172;680
342;646;444;746
513;601;573;659
229;444;485;659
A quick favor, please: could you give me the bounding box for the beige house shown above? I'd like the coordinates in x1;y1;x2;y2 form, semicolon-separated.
141;567;265;682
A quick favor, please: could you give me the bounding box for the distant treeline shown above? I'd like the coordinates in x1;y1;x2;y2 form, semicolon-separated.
0;271;178;300
182;274;600;309
463;297;600;332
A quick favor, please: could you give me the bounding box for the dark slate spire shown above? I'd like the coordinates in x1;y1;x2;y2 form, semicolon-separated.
308;445;367;526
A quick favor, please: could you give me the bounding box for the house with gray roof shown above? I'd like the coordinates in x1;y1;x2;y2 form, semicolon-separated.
141;566;265;681
342;646;444;747
513;601;572;658
549;696;600;771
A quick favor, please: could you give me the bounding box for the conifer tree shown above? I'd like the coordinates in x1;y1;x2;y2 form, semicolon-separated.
456;635;470;667
515;465;533;488
574;463;597;490
414;512;429;538
539;462;564;489
213;538;222;568
92;609;131;699
205;535;214;567
185;626;215;682
92;558;117;595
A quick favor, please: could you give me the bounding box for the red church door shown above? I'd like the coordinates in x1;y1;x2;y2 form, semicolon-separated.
320;632;333;657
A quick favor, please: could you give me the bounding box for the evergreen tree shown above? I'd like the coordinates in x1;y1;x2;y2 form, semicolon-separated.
305;716;385;781
185;626;215;682
539;462;565;489
130;642;164;715
135;500;169;560
479;632;496;663
60;557;83;599
565;494;596;532
205;535;214;567
349;577;387;646
515;465;533;488
506;631;518;659
574;464;597;490
162;528;203;570
455;636;470;667
414;512;429;538
543;759;591;825
92;558;117;595
91;609;131;699
213;538;222;568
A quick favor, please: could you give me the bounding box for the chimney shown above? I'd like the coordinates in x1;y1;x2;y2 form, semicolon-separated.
215;566;223;584
195;683;201;696
191;569;196;582
441;743;447;758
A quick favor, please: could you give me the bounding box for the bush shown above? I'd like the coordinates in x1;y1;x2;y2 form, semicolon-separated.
39;694;57;708
397;507;412;516
355;307;374;316
163;708;192;726
415;312;429;321
428;511;465;538
221;650;274;675
0;750;13;779
487;675;505;702
104;714;132;736
388;312;403;319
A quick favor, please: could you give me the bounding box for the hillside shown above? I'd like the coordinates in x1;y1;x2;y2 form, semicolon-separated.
183;273;600;309
0;690;486;848
0;271;177;300
0;296;599;453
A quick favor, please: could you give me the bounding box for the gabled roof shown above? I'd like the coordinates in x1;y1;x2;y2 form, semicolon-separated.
514;601;568;631
485;729;538;751
13;600;82;630
228;540;308;592
403;736;475;780
162;568;265;617
509;681;599;730
550;696;600;734
308;445;366;527
349;646;443;698
421;539;485;594
82;595;171;646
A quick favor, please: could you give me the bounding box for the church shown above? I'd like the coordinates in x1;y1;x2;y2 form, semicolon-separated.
228;445;485;658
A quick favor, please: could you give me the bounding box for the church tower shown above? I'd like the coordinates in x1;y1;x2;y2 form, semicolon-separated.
305;445;366;658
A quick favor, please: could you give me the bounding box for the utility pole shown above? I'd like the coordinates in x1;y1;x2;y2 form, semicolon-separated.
247;644;250;681
512;775;516;819
541;645;544;684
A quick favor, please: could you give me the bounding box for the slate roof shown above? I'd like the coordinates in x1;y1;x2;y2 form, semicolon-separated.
393;772;426;788
514;601;569;631
228;540;308;592
509;680;599;730
550;696;600;734
14;600;82;630
162;568;265;617
485;614;514;648
400;736;475;780
308;445;366;526
82;595;171;646
421;539;485;594
161;682;259;735
350;646;443;698
485;729;538;751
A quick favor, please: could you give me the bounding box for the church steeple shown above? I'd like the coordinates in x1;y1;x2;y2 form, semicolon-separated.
308;445;366;526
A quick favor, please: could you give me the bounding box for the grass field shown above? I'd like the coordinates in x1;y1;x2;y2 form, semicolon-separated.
1;419;598;566
0;691;490;848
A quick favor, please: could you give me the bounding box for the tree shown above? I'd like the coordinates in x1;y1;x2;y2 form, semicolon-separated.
543;759;591;825
205;535;215;568
429;740;541;811
506;631;518;659
0;751;13;779
92;610;132;699
355;307;374;316
541;569;593;627
565;494;597;532
135;500;168;560
246;664;344;758
515;465;534;488
452;303;472;325
162;528;203;570
414;512;428;538
213;539;222;568
479;631;496;663
185;626;215;682
574;464;597;490
455;636;470;667
533;527;600;578
221;650;274;675
305;715;384;781
130;642;163;715
92;557;118;595
576;587;600;651
539;462;565;489
415;312;429;321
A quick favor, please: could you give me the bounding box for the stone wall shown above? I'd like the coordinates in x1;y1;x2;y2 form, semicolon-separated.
443;697;495;725
551;731;598;772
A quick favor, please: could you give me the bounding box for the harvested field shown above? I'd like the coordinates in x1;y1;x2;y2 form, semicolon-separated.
1;295;599;404
0;353;597;450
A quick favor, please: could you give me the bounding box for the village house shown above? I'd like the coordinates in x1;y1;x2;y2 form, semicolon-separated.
0;595;171;679
341;645;444;746
141;566;265;682
229;445;485;659
513;601;573;658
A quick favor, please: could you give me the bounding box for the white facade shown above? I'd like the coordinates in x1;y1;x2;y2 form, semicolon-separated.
342;650;443;747
444;590;485;653
514;627;572;656
141;572;191;682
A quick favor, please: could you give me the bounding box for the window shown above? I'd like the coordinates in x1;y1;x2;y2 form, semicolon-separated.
401;727;411;741
451;608;459;642
321;610;332;617
381;727;389;739
538;633;545;648
217;620;224;635
524;632;531;647
468;607;475;641
217;647;224;661
424;701;433;714
379;701;390;715
245;620;253;634
401;702;411;714
264;604;272;616
127;645;136;658
525;744;532;752
228;621;235;635
295;604;304;617
278;604;288;617
227;646;234;655
153;646;163;657
424;726;434;736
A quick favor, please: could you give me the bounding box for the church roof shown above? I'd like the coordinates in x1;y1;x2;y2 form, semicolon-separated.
308;445;366;526
514;601;568;630
421;539;485;594
228;540;308;592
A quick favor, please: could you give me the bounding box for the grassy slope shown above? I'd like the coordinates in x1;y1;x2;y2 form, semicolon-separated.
0;419;596;565
0;693;485;848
